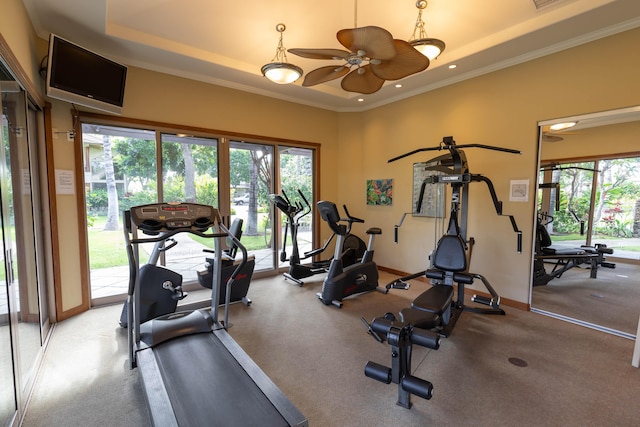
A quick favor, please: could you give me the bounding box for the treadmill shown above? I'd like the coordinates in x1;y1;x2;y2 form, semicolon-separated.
124;202;308;427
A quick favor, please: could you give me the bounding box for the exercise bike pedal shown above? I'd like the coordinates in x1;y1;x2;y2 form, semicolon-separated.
393;281;410;290
171;291;188;301
385;279;410;291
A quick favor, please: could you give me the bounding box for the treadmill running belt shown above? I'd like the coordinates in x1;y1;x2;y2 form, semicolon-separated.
152;332;289;426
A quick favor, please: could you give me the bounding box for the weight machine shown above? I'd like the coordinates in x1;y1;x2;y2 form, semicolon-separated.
364;136;522;409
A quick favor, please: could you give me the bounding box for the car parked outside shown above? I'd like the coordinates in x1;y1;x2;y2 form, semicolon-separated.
232;193;250;205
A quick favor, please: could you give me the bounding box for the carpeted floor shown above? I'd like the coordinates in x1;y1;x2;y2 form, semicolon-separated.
531;261;640;335
22;271;640;426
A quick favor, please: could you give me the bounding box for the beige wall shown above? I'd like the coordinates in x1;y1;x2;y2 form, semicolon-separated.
0;0;43;92
3;0;639;312
542;121;640;161
338;28;640;304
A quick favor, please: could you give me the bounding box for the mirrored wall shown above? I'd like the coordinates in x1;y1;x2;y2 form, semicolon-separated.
531;106;640;339
1;52;51;426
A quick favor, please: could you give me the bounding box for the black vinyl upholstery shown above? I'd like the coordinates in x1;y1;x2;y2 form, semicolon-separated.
431;234;467;272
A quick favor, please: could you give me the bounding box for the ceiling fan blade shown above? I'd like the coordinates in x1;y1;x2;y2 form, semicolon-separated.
340;65;385;94
371;40;430;81
337;26;396;60
542;133;564;142
288;48;350;60
302;65;350;86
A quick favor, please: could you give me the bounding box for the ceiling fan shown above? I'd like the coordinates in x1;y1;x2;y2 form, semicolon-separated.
288;1;431;94
541;130;584;142
541;132;564;142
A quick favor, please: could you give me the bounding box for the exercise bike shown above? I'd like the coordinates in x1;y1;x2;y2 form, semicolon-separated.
271;190;366;285
316;201;384;308
119;217;254;328
119;235;186;328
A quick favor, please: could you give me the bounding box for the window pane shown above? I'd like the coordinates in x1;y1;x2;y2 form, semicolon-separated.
84;124;157;299
161;134;218;207
160;134;219;282
229;141;274;271
278;147;315;268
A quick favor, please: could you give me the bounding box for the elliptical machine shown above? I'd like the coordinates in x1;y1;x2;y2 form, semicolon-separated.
316;201;384;308
271;190;366;285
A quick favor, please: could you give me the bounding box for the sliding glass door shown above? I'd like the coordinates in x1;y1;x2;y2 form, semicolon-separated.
82;124;157;300
1;60;49;426
229;141;274;272
277;146;315;269
160;133;219;283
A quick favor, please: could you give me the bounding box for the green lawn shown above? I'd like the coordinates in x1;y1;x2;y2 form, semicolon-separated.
87;227;134;269
88;215;271;269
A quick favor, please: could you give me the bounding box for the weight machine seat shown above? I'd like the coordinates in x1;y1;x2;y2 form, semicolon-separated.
541;246;586;256
399;307;441;330
411;285;454;316
581;244;614;255
410;231;471;316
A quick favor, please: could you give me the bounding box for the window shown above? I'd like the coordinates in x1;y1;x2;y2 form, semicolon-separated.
538;156;640;260
78;117;318;304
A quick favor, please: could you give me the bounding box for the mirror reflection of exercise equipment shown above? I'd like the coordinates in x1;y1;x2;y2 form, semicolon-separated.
532;107;640;342
534;163;616;287
124;202;307;426
363;137;521;409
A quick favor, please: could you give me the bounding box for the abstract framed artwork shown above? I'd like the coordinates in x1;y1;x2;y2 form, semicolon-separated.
366;179;393;205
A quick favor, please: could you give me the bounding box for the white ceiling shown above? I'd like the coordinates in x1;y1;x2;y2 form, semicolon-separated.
22;0;640;112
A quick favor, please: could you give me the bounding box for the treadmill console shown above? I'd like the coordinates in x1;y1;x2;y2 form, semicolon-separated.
129;202;220;233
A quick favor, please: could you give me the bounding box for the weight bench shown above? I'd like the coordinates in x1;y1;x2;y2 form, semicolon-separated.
533;220;615;286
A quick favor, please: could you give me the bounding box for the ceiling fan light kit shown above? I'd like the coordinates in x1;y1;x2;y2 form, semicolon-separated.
409;1;445;60
261;24;303;84
410;37;446;60
262;2;445;94
288;25;430;94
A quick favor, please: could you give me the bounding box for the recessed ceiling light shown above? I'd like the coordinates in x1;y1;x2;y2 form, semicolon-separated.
448;64;457;69
358;98;364;102
395;84;402;88
550;121;577;131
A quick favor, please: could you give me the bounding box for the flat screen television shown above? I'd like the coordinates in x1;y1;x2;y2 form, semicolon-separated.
46;34;127;115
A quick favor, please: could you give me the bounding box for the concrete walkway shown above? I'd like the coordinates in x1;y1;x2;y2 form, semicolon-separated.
91;232;275;300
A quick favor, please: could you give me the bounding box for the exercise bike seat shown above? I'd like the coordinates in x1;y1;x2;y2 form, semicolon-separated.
366;227;382;235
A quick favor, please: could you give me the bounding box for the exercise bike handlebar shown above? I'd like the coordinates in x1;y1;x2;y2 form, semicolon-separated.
342;204;365;230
